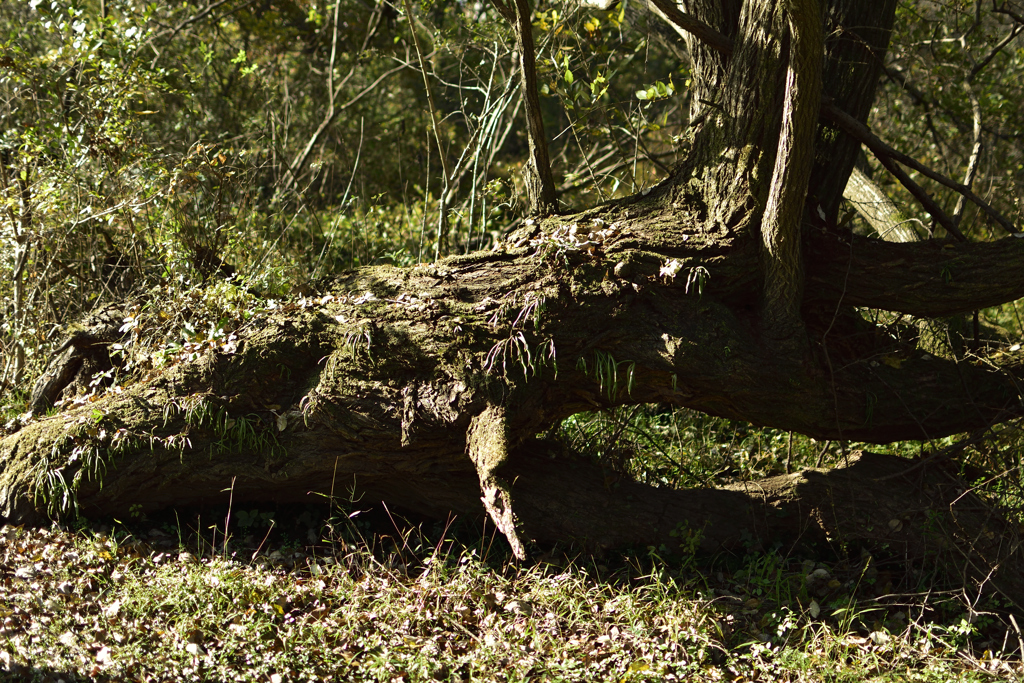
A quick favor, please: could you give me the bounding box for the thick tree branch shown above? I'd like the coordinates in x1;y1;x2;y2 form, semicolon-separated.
6;221;1024;609
807;231;1024;316
504;449;1024;611
843;166;922;242
9;0;1024;614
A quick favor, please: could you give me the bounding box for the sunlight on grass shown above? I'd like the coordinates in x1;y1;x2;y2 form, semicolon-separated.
1;517;1019;681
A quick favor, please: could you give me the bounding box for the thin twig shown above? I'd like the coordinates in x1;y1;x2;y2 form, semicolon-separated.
994;3;1024;25
148;0;256;68
884;65;1021;141
969;21;1024;79
285;7;401;192
314;117;365;277
403;0;450;185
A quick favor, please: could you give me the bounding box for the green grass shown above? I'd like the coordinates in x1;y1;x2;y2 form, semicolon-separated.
4;377;1023;682
1;502;1021;682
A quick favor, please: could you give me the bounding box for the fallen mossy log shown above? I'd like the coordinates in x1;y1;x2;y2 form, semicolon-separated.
2;198;1024;610
4;391;1020;608
1;248;1022;608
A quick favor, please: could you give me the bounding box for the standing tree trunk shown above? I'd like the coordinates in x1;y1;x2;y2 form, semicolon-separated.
491;0;559;216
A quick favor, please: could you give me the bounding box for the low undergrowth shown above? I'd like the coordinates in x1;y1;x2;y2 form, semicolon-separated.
1;504;1021;682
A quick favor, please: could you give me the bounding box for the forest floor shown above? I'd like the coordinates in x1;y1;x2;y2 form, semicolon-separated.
1;502;1021;682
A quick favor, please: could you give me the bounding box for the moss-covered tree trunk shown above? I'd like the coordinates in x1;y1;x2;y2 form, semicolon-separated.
3;0;1024;605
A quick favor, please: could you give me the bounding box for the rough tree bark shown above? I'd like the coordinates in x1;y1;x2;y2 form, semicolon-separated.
2;0;1024;604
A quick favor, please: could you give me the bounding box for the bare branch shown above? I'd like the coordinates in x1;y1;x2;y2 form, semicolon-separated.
557;151;675;193
148;0;258;69
843;166;922;243
884;65;1022;141
400;0;454;259
402;0;450;188
952;81;983;228
821;102;1017;236
284;7;405;193
993;2;1024;25
284;62;406;193
969;18;1024;79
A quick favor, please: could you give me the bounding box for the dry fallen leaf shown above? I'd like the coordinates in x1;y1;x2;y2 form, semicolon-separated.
14;565;37;579
102;599;121;618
